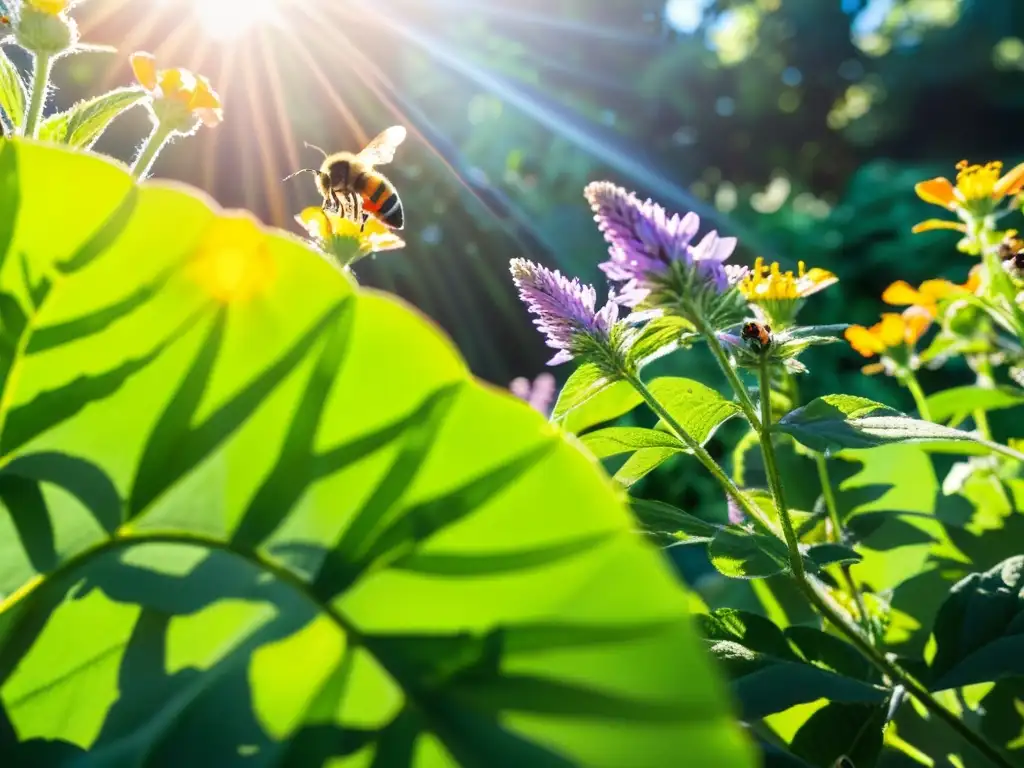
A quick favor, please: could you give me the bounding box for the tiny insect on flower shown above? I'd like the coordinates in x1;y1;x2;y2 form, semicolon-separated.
998;232;1024;272
844;307;932;375
913;159;1024;233
880;267;981;318
130;51;223;129
740;321;772;352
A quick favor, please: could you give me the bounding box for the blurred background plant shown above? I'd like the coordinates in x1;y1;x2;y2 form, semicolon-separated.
30;0;1024;542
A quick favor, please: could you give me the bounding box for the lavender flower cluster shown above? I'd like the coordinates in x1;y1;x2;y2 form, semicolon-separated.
509;182;748;370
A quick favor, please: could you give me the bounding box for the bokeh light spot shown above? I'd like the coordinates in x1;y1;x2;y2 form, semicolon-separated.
193;0;278;40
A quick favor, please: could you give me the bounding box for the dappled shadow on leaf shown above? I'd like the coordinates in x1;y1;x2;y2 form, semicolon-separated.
1;451;121;535
56;186;138;275
128;300;348;518
229;303;355;550
0;473;56;573
26;264;175;355
0;141;20;271
1;307;208;455
313;437;555;602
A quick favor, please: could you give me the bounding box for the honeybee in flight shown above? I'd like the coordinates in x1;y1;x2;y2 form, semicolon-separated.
284;125;406;231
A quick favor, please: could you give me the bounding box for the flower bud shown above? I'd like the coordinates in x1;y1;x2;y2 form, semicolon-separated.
15;4;77;57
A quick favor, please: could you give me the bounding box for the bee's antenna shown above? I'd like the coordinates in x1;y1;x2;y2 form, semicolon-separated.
282;168;319;182
303;141;328;158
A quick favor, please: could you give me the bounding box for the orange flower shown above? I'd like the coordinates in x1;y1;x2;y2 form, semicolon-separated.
913;159;1024;234
130;52;223;128
880;266;981;318
845;307;932;375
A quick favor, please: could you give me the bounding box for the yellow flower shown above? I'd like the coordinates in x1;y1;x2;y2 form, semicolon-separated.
880;266;981;318
737;257;837;327
130;51;223;129
25;0;70;15
913;159;1024;233
295;207;405;267
845;307;932;375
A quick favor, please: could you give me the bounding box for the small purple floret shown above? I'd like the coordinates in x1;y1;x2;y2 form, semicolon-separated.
510;258;618;365
584;181;743;307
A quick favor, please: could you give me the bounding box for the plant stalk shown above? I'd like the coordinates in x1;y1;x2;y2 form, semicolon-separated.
756;365;1014;768
131;123;174;180
697;319;762;431
22;54;51;138
901;369;932;421
625;372;774;534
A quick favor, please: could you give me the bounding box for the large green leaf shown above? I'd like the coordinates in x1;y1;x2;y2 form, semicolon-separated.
776;394;1009;458
925;385;1024;425
0;139;756;766
698;609;886;720
927;556;1024;692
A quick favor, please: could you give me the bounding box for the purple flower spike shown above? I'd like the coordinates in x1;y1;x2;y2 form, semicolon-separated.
510;258;619;366
584;181;745;316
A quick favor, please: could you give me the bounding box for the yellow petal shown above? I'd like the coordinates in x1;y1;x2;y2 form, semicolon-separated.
130;51;159;91
876;313;907;349
964;265;983;292
881;281;922;307
27;0;68;15
911;219;967;234
861;362;886;376
296;207;332;239
915;177;957;209
189;76;222;111
902;306;932;345
845;325;885;357
994;161;1024;198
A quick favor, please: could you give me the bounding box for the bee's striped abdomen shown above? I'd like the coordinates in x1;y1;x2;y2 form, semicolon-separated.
361;173;404;230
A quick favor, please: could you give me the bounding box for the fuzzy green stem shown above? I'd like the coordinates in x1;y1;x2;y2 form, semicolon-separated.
901;370;932;422
625;373;774;534
815;452;872;635
757;367;1014;767
131;123;175;180
22;54;51;138
698;319;762;430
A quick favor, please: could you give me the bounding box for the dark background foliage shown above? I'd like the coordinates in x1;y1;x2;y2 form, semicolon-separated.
56;0;1024;516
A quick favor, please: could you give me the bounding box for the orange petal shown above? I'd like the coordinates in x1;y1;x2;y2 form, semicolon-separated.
881;281;922;307
964;265;983;292
912;219;967;234
861;362;886;376
915;178;957;209
130;51;158;91
902;306;933;345
845;325;885;357
994;161;1024;198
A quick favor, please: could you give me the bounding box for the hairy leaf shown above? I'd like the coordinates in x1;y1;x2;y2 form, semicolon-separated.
928;555;1024;692
579;426;685;459
0;46;25;131
551;364;630;427
38;87;147;149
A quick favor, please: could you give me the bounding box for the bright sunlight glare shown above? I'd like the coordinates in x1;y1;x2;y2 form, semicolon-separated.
192;0;280;40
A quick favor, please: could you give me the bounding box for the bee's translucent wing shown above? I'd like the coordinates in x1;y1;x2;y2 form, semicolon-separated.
356;125;407;167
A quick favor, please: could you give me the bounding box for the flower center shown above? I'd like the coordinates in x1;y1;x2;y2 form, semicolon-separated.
739;257;804;301
954;160;1002;201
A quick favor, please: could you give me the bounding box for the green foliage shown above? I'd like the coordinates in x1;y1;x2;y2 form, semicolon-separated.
38;86;147;149
0;139;757;765
0;47;26;132
927;556;1024;692
777;394;1009;457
